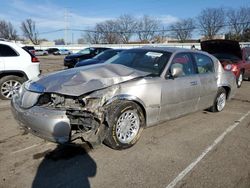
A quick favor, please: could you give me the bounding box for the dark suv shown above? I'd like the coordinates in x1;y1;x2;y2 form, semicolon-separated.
64;47;111;68
46;48;59;54
201;40;250;87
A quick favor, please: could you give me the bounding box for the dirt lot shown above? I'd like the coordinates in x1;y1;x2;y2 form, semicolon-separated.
0;56;250;188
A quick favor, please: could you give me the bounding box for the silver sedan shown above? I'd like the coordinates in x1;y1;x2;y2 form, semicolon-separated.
11;47;236;150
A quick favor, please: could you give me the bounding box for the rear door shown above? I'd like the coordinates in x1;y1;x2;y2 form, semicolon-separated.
192;52;218;110
159;52;201;121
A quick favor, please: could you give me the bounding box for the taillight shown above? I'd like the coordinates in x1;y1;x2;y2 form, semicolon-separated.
32;57;39;62
231;64;238;72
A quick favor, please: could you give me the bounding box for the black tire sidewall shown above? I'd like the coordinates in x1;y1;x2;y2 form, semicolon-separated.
105;101;145;150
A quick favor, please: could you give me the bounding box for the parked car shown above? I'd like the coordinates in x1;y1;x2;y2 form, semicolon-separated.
35;49;48;56
201;40;250;87
11;47;236;149
53;49;72;55
46;48;59;54
22;46;35;55
0;41;40;99
75;49;124;67
64;47;111;68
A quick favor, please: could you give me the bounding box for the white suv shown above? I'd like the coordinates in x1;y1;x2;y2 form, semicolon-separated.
0;41;40;99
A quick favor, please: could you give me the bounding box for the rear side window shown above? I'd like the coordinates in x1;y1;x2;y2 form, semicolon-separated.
0;44;19;57
193;53;214;74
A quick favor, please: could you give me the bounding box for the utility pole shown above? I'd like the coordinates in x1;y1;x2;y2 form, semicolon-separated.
64;9;69;45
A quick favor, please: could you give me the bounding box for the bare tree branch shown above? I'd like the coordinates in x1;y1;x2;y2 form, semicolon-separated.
83;27;102;44
116;14;138;43
137;15;160;42
170;18;195;42
197;8;225;39
0;20;18;40
21;19;40;44
96;20;121;44
227;7;250;40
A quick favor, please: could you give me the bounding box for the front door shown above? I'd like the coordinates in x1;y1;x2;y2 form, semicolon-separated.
159;52;201;121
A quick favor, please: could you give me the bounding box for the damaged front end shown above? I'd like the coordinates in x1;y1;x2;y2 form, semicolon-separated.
12;83;120;147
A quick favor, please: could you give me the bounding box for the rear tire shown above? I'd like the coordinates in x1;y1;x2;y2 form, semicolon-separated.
236;71;243;88
210;88;227;112
0;75;25;100
104;101;145;150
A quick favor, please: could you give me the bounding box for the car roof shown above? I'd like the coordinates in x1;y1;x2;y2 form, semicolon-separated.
140;46;196;53
105;48;124;52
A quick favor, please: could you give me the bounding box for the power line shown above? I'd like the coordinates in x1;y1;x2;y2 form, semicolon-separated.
38;21;250;35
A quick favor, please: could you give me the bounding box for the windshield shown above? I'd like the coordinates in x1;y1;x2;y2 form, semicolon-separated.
213;53;241;61
77;48;92;55
105;50;172;76
94;50;120;60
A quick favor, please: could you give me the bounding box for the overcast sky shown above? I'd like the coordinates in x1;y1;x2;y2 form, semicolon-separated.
0;0;249;41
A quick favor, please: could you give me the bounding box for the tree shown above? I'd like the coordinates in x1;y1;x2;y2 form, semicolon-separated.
116;14;138;43
242;28;250;41
77;38;85;44
84;27;103;44
227;7;250;40
197;8;225;40
0;20;18;40
170;18;195;42
21;19;40;45
96;20;121;44
136;15;160;42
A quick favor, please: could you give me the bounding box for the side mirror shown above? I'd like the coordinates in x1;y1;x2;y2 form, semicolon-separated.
171;66;184;78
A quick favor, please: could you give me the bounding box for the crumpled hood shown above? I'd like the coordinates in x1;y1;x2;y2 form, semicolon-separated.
27;64;149;96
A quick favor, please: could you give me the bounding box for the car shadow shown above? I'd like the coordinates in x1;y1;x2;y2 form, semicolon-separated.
32;144;96;188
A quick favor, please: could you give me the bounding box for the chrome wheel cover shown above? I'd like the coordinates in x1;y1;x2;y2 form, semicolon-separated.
217;93;226;111
1;80;21;99
115;110;140;144
237;73;243;86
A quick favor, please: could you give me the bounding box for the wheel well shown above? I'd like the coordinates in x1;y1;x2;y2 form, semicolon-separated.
131;100;147;122
0;71;28;80
221;86;231;99
106;99;147;123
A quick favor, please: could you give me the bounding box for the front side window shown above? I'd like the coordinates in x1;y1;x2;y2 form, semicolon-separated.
193;53;214;74
169;53;196;77
0;44;18;57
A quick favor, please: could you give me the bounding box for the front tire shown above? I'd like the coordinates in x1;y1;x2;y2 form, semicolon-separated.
210;88;227;112
0;75;25;100
104;101;145;150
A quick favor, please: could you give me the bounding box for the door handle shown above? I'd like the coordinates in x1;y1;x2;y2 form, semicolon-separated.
190;81;198;86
